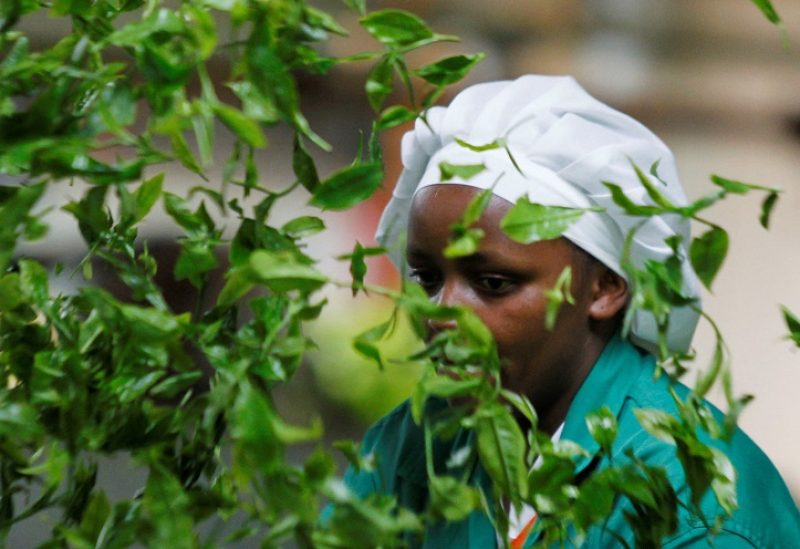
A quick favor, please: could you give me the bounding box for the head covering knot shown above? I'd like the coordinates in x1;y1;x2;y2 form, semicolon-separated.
376;75;701;354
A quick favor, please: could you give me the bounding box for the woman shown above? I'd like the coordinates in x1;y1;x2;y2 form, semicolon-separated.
340;76;800;547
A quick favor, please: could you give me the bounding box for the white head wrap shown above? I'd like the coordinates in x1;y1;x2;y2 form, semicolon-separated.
376;75;701;354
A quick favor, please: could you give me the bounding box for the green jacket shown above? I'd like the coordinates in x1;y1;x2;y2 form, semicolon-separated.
344;336;800;547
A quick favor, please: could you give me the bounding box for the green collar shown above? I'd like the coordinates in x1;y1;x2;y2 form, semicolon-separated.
560;334;652;473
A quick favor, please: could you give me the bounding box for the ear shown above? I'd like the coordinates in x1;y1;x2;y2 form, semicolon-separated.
588;266;628;321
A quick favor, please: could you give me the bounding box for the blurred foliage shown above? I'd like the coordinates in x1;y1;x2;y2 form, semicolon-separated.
0;0;482;545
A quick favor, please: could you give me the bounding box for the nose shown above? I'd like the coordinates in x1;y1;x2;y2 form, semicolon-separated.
426;279;462;334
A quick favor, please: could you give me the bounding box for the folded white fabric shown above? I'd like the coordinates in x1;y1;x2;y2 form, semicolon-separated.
376;75;701;354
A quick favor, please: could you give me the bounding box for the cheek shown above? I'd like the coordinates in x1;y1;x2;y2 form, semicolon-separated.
479;300;548;357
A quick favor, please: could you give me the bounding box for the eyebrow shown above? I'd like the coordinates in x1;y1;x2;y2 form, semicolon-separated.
406;248;498;265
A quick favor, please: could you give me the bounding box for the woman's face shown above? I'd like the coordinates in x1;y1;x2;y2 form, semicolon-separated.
406;184;606;430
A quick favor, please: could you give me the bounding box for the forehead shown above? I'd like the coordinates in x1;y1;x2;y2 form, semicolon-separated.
407;184;577;266
410;184;509;224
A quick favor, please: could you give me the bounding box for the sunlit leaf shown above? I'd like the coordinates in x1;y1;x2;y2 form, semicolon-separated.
281;216;325;238
500;197;588;244
249;250;327;293
633;408;680;444
710;174;752;195
309;162;383;210
129;173;164;225
586;406;617;455
360;10;434;48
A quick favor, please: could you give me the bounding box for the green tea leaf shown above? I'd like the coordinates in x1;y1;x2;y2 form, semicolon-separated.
119;304;183;341
781;305;800;347
603;181;662;217
695;337;725;398
217;266;254;306
750;0;781;24
213;103;266;148
443;227;484;259
689;226;729;290
249;250;327;293
19;259;50;306
360;10;434;48
340;241;383;296
414;53;485;86
428;475;482;522
544;266;574;331
0;274;23;311
0;401;42;438
461;187;493;226
272;415;323;445
174;238;218;287
79;490;111;544
475;403;527;508
304;6;348;37
500;197;587;244
438;162;485;182
163;193;206;233
632;163;674;209
231;382;283;470
170;131;203;174
375;105;417;131
342;0;366;16
353;317;392;369
62;185;111;246
454;137;502;152
131;173;164;224
760;191;779;229
633;408;681;444
309;162;383;210
586;406;617;455
150;371;203;398
293;134;320;193
281;216;325;238
142;466;197;549
682;189;726;217
366;57;394;112
710;448;738;514
710;175;751;195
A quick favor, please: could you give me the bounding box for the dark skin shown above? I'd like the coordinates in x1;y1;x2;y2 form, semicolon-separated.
406;184;629;435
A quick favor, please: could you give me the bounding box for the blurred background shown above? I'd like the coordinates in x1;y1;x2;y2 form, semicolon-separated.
11;1;800;542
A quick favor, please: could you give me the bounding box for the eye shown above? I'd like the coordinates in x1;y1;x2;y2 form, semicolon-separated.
409;268;441;293
475;275;515;294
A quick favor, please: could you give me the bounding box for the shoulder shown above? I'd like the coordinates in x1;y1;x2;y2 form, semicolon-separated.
345;398;453;507
612;369;800;548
